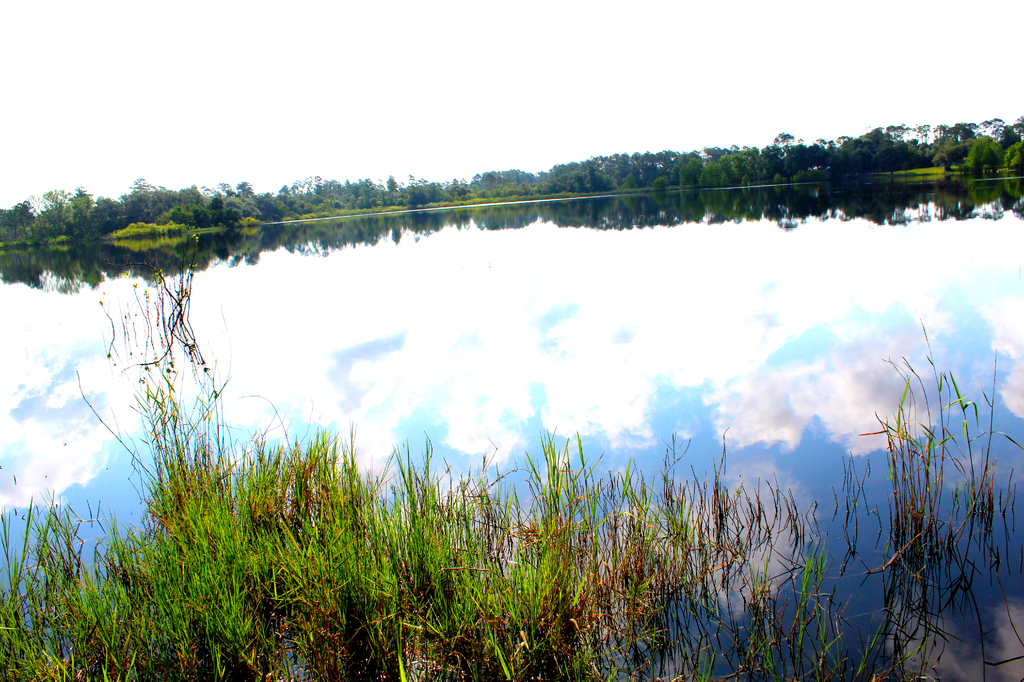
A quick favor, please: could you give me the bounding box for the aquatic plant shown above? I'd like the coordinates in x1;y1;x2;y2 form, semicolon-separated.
2;269;1021;681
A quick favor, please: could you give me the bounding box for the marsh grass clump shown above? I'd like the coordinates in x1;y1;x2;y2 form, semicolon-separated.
1;351;1020;681
852;355;1022;679
0;374;859;682
877;357;1009;564
0;385;867;682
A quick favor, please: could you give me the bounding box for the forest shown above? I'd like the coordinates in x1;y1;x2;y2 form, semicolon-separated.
3;178;1020;294
2;116;1022;245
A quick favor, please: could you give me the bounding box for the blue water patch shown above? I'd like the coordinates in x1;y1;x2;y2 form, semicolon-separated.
391;402;452;459
533;303;579;335
327;332;407;413
529;382;546;414
1;438;145;564
552;378;730;481
646;378;711;438
763;323;835;369
56;440;147;527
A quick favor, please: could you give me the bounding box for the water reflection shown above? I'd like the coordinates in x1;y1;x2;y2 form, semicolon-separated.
2;177;1022;292
328;333;407;413
938;599;1024;681
985;299;1024;420
3;180;1024;677
711;325;925;454
0;283;134;508
4;186;1024;498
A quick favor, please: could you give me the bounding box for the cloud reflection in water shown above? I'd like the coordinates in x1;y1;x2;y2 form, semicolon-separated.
180;216;1024;471
3;212;1024;508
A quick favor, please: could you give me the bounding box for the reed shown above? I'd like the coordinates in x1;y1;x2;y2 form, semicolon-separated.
853;352;1021;681
0;381;876;681
2;269;1020;679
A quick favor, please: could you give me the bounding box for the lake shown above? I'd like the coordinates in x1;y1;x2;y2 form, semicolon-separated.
3;177;1024;679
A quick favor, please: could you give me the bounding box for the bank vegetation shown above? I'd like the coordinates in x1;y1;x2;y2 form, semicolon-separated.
3;117;1022;247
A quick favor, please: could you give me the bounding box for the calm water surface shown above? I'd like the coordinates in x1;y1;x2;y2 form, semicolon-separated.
3;179;1024;678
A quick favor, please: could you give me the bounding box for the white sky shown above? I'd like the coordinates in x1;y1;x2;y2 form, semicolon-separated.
1;0;1021;206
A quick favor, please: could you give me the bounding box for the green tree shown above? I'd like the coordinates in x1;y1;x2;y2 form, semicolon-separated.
92;197;126;234
36;189;73;238
933;141;971;170
773;133;796;148
885;124;910;143
447;178;470;199
1003;141;1023;173
218;202;243;227
0;201;34;241
936;122;978;144
979;119;1006;140
699;161;728;187
1002;126;1023;148
965;138;1003;174
406;179;444;206
680;157;703;186
67;187;94;236
121;178;180;224
163;203;213;228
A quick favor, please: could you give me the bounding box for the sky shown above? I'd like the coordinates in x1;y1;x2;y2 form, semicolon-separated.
1;0;1021;207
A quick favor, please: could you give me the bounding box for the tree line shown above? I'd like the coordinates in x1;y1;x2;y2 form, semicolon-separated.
2;116;1022;245
4;176;1019;292
3;177;1021;293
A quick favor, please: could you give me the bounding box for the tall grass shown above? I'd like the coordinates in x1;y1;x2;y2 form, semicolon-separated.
2;269;1020;680
0;373;946;681
0;372;872;681
859;354;1021;680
